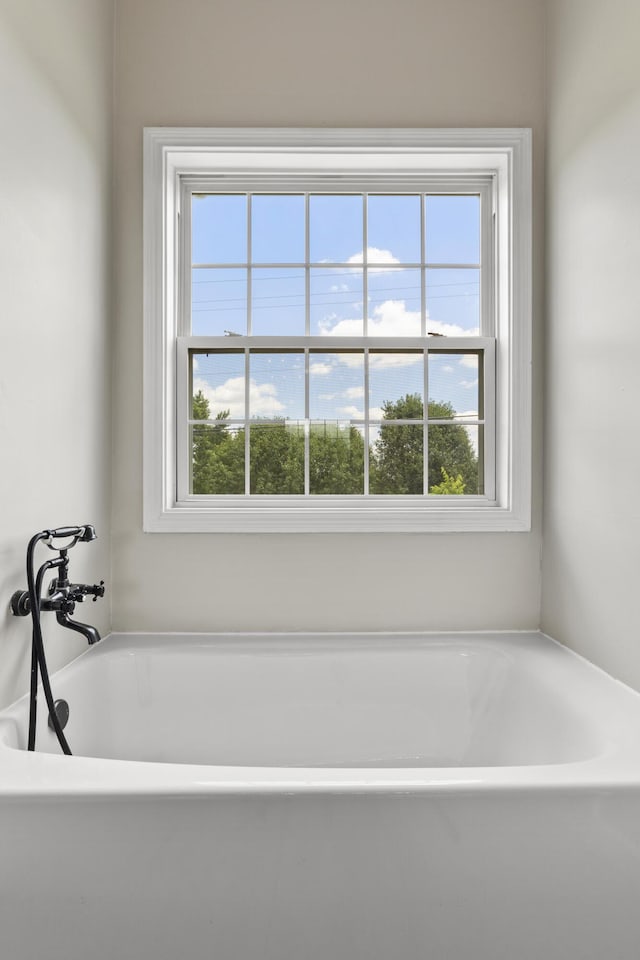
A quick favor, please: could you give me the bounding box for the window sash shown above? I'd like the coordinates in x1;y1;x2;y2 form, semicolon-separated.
176;336;495;502
179;179;494;341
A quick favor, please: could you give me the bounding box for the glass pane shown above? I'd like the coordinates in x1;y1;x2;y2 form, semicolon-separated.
428;424;480;495
426;268;480;335
369;354;423;421
425;195;480;265
472;425;484;495
250;422;304;494
367;268;422;335
192;194;247;264
369;423;424;495
310;423;364;495
190;423;245;495
191;351;245;419
310;267;363;335
428;353;480;420
367;195;421;264
251;195;305;263
191;268;247;335
309;195;363;263
309;353;364;421
249;353;305;420
251;268;305;335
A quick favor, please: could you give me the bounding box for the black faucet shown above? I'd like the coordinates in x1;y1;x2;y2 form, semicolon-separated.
42;551;105;644
9;524;105;755
11;528;105;645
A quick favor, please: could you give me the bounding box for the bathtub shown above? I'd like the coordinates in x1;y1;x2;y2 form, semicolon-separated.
1;631;640;960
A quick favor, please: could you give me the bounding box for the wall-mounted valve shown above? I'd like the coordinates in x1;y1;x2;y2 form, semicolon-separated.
11;581;105;617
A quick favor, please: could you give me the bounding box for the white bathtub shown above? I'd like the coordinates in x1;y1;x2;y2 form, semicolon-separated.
1;631;640;959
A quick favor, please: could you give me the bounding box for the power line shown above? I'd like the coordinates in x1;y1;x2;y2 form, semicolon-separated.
192;289;478;313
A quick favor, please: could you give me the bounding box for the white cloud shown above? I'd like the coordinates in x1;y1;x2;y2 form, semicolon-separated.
460;379;479;390
426;320;480;337
369;354;422;370
323;299;420;340
309;362;333;376
345;385;364;399
370;299;422;336
346;247;400;272
337;404;386;421
338;404;363;419
321;298;477;344
249;382;286;416
459;354;479;369
193;375;285;419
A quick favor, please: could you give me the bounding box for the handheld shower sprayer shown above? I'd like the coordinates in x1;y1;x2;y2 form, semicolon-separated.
42;524;98;549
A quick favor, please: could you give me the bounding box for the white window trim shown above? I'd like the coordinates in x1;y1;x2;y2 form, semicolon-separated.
143;127;532;533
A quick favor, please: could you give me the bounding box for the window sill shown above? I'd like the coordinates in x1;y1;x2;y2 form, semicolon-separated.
144;499;530;534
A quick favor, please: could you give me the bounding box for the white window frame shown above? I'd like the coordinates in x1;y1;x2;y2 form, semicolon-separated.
143;127;532;533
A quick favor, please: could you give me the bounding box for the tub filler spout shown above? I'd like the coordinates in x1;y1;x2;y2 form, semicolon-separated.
55;609;101;646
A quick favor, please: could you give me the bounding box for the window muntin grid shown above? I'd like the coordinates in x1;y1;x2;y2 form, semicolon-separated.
179;182;494;501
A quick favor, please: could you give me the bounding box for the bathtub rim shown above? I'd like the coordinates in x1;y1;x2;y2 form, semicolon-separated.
2;628;640;799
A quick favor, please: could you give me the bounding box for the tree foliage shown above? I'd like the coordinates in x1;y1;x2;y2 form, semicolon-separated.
310;424;364;495
430;467;467;495
369;393;424;495
371;394;478;495
191;389;478;496
250;423;304;495
427;399;479;495
192;390;243;494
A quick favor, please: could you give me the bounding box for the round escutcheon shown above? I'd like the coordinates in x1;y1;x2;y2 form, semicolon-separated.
48;699;70;732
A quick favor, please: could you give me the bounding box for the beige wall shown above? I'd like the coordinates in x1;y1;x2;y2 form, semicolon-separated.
0;0;113;708
543;0;640;688
4;0;640;706
112;0;545;634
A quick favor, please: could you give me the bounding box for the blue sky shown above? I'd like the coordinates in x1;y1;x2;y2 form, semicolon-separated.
191;194;481;423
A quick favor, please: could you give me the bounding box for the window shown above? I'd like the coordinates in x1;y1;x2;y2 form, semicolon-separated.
144;128;531;532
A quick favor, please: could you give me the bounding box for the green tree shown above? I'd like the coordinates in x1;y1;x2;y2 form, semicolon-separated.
192;389;478;497
309;423;365;494
370;393;424;495
428;399;478;494
370;393;478;495
191;390;244;494
250;422;305;494
192;393;367;495
248;421;365;495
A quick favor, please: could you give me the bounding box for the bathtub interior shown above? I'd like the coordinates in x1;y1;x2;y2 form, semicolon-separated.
0;632;614;769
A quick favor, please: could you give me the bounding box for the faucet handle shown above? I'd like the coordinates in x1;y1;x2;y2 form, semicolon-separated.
69;581;105;603
92;581;105;601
